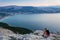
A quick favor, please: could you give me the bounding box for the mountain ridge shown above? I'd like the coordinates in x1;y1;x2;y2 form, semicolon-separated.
0;5;60;13
0;5;60;19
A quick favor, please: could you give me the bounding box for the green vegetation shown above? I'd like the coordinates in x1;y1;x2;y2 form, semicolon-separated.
0;22;33;34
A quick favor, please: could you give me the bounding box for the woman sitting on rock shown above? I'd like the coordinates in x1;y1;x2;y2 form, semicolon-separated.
42;28;50;38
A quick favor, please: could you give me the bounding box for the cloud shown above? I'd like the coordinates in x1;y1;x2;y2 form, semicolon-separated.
0;0;60;6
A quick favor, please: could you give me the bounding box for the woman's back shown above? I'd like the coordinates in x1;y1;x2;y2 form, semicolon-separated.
43;28;50;38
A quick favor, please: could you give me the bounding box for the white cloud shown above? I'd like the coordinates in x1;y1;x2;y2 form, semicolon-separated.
0;0;60;6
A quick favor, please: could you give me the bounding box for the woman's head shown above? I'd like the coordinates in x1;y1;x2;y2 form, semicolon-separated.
44;28;48;30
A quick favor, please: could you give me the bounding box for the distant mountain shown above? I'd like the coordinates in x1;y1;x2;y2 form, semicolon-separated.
0;5;60;13
0;5;60;19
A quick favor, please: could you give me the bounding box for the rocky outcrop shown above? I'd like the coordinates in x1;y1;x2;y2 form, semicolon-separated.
0;27;14;36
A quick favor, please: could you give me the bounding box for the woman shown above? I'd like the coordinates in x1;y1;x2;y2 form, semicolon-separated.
42;28;50;38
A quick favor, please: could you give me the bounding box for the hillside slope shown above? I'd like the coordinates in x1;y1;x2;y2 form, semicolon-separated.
0;22;33;34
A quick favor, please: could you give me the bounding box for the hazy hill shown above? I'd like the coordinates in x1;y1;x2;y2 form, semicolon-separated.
0;5;60;19
0;5;60;13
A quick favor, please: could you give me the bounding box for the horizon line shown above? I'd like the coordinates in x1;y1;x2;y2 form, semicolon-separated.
0;5;60;7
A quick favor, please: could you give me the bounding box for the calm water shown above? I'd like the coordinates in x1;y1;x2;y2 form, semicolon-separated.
0;13;60;33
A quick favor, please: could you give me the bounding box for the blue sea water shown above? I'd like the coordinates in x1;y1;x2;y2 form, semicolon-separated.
0;13;60;33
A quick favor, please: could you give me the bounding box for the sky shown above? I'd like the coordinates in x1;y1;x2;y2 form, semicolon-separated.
0;0;60;6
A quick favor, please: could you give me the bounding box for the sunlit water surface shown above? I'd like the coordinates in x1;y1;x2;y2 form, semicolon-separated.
0;13;60;33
